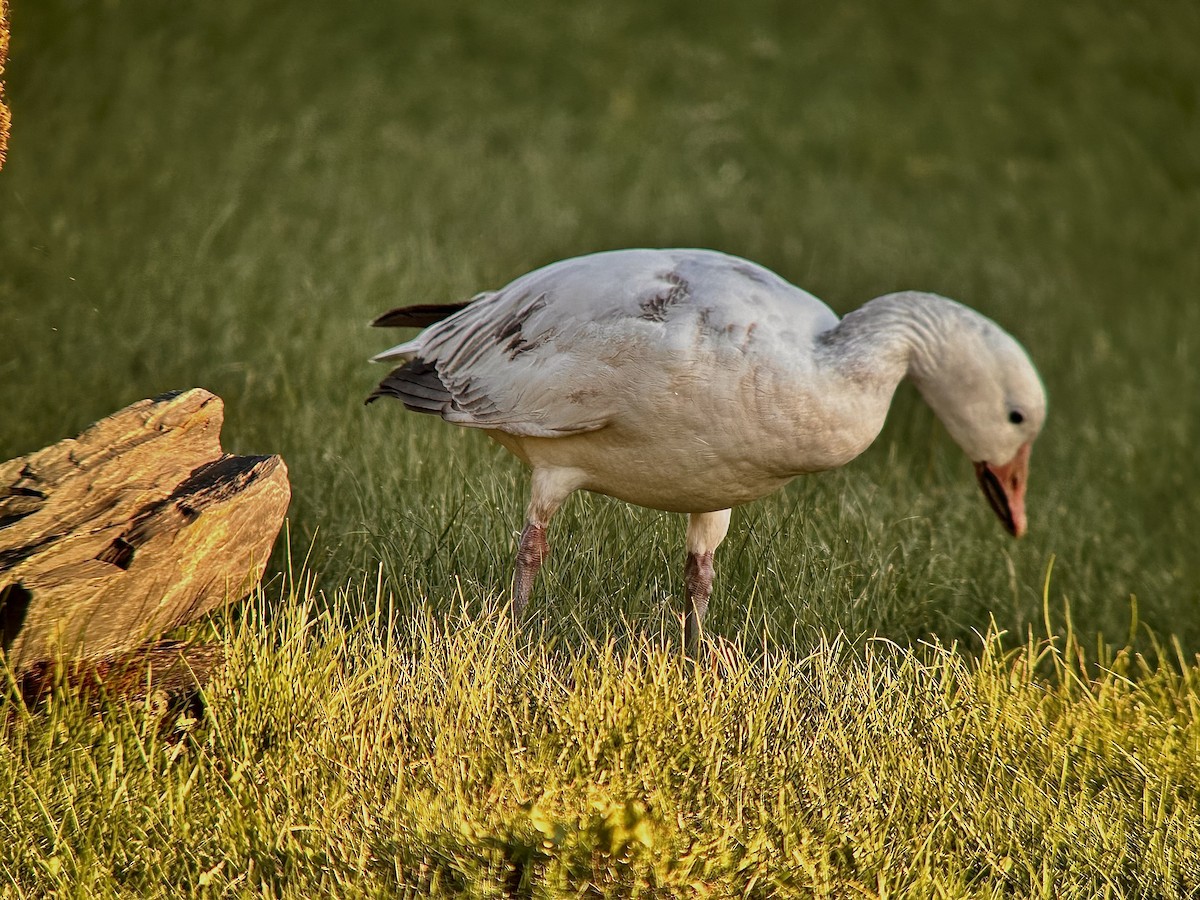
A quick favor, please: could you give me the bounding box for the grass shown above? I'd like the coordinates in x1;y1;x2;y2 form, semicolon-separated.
4;576;1199;897
2;0;1199;894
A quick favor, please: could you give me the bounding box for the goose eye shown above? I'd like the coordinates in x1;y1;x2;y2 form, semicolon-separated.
1008;410;1025;425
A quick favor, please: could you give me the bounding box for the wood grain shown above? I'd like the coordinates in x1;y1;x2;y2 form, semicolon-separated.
0;389;289;672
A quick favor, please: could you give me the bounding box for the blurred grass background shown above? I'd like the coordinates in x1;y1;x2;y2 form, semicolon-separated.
2;0;1198;653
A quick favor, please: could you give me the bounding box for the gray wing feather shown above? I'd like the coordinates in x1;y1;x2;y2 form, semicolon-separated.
369;249;835;436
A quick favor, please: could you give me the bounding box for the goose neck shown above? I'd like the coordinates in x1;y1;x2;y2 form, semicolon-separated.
816;291;956;390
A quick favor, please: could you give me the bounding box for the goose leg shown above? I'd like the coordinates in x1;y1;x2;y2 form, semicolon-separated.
513;521;549;620
511;467;581;623
683;509;732;651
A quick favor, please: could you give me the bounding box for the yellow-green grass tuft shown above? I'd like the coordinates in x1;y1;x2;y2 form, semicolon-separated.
4;574;1197;897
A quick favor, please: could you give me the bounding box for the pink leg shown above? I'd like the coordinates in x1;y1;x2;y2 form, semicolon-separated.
512;521;549;621
510;468;581;624
683;550;715;650
682;509;731;652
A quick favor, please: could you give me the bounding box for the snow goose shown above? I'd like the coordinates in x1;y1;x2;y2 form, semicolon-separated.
368;248;1046;647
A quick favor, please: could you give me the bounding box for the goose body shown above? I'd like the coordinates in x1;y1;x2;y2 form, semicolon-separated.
369;249;1046;645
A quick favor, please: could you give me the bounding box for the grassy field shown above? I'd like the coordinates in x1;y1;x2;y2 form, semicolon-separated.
2;0;1199;894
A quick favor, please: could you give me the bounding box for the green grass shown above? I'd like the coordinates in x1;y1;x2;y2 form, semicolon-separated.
2;0;1200;894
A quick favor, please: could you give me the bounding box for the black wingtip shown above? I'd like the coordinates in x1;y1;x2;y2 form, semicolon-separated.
365;359;451;416
371;302;470;328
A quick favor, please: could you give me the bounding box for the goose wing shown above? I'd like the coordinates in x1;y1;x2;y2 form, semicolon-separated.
368;249;839;438
368;285;617;436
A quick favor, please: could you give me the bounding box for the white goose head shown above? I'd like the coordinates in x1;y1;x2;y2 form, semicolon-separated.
902;296;1047;536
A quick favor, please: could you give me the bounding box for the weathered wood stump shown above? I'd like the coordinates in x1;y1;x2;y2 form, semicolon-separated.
0;389;290;683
